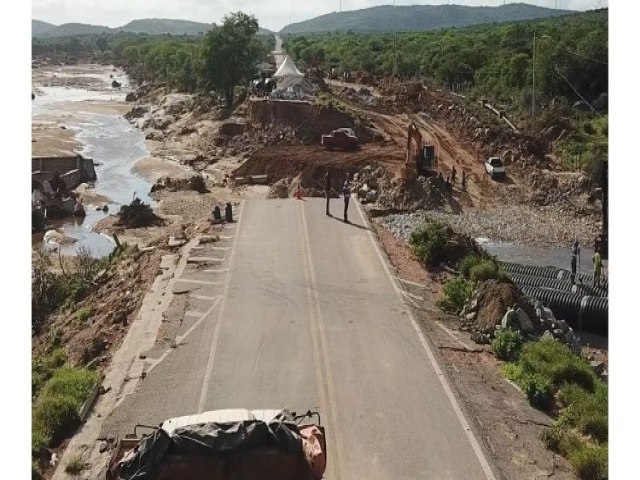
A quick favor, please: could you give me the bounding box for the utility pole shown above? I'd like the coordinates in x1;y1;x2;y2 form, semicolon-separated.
393;0;398;77
532;31;536;122
602;158;608;258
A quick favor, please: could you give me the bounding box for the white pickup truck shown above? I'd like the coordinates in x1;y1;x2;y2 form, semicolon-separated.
485;157;506;179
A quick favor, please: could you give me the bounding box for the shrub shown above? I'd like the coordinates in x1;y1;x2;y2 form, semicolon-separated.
409;220;448;266
436;277;472;314
189;175;208;193
76;307;92;323
542;427;607;480
569;442;608;480
40;367;100;404
32;367;100;450
519;340;596;392
491;329;523;362
32;460;43;480
33;394;79;445
32;348;67;397
458;254;481;278
32;429;48;457
557;383;608;442
469;259;507;283
118;198;161;228
65;454;88;475
523;374;553;410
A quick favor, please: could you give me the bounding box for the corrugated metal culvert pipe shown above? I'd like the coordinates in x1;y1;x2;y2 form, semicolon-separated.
508;273;608;298
499;261;608;291
520;286;608;336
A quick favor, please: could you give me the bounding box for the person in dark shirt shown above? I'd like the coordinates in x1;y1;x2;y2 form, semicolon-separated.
343;174;352;223
570;240;580;284
325;171;331;216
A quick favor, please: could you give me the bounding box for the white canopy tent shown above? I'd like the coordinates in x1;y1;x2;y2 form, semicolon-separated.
271;55;315;99
273;55;305;79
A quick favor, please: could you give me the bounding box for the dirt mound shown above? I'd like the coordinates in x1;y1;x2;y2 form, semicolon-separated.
469;280;537;334
248;99;378;144
234;143;402;189
374;175;459;212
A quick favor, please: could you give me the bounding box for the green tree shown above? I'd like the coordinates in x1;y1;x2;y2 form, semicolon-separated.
96;35;108;53
200;12;262;106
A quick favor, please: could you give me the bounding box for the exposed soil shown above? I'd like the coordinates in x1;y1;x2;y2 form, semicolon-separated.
33;247;164;369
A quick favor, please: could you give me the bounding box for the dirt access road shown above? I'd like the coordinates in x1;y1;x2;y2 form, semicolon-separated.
329;81;524;210
95;198;497;479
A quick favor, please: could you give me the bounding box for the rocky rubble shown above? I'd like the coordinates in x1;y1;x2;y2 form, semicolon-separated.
382;205;600;248
459;280;581;353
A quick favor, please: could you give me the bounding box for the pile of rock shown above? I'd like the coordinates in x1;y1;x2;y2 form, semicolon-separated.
460;280;539;344
533;300;581;354
352;164;385;204
458;279;581;352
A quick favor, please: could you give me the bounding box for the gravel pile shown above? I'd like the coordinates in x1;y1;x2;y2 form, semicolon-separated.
382;205;601;248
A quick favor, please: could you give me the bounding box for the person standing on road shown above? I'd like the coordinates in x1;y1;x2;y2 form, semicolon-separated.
570;240;580;284
592;247;602;287
343;173;352;223
325;171;332;216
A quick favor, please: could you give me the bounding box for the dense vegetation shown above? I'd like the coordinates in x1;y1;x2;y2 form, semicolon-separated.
281;3;569;35
285;10;607;108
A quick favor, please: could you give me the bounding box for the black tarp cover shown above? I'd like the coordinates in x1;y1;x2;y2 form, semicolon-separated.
118;412;303;480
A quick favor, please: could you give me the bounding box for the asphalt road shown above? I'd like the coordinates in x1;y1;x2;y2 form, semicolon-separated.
103;198;496;479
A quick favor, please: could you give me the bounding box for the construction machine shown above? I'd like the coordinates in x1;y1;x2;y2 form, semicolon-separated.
405;121;437;179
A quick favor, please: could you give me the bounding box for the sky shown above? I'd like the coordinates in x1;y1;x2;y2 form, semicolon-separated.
33;0;608;33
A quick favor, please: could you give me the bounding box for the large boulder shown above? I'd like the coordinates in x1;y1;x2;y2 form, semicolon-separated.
153;114;177;131
162;93;192;115
126;105;149;120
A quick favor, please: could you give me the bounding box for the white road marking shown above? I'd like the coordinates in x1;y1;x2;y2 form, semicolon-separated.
187;256;224;263
353;199;498;480
176;278;223;286
203;269;228;274
145;296;223;375
197;202;245;412
190;294;218;301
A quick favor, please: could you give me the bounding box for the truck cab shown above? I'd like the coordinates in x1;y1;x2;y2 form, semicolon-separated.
485;156;506;179
321;128;359;151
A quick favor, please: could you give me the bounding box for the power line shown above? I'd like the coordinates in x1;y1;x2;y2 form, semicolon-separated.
557;47;608;66
553;65;602;116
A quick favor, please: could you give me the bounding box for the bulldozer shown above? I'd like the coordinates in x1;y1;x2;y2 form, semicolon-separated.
405;121;437;180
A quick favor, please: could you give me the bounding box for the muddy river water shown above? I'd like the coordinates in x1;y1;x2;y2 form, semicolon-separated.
32;64;153;257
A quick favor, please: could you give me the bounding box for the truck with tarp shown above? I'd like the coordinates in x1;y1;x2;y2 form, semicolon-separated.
106;409;326;480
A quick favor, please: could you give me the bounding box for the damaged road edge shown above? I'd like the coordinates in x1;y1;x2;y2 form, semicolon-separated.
51;238;201;480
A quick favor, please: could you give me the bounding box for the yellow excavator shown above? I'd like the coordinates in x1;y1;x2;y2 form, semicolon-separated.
405;121;437;180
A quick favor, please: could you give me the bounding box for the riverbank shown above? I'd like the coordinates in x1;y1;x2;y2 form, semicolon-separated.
32;64;160;257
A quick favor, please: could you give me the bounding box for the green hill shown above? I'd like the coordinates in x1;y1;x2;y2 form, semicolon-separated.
32;17;274;38
32;20;56;36
37;22;113;37
117;18;213;35
280;3;572;35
